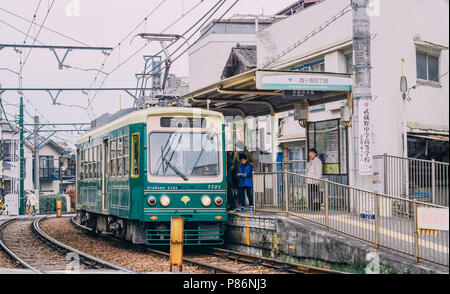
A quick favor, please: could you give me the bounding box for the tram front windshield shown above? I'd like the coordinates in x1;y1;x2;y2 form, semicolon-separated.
149;132;220;179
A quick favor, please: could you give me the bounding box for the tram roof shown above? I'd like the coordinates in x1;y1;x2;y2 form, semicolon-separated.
180;69;353;117
76;107;224;145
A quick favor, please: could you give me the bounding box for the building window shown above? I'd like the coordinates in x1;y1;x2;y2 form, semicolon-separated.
416;51;440;83
307;120;348;176
40;155;54;179
1;140;19;162
292;59;325;72
345;53;353;74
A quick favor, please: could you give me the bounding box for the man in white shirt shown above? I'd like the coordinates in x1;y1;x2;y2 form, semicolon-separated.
306;148;323;211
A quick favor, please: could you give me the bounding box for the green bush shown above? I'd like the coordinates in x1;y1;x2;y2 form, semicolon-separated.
38;194;67;213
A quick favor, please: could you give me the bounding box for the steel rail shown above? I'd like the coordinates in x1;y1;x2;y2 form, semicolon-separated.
34;216;138;274
70;216;234;273
70;217;346;274
0;218;43;273
208;247;348;274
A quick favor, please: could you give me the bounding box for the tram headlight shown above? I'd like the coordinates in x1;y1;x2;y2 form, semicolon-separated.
214;197;223;206
147;196;156;206
201;195;211;207
160;195;171;207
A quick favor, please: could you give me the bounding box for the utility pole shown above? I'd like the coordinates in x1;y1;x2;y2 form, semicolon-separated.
0;84;4;202
34;115;40;195
351;0;373;193
19;95;25;215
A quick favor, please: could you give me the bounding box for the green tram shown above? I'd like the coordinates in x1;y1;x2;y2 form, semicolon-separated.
75;107;227;245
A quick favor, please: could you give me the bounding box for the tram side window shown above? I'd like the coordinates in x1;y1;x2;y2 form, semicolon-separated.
89;147;94;179
97;145;102;179
79;149;83;180
110;140;116;177
117;138;123;178
93;147;97;179
123;136;129;177
131;134;139;177
84;149;88;180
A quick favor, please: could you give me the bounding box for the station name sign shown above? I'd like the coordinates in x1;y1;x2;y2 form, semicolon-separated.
256;71;353;91
417;207;449;231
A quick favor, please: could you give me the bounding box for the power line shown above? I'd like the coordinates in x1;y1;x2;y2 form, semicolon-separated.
20;0;56;74
146;0;240;85
86;0;219;115
262;3;352;68
83;0;171;117
0;6;91;47
0;17;47;46
23;0;42;45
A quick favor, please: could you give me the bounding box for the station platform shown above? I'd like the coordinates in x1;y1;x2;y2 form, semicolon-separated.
224;211;449;274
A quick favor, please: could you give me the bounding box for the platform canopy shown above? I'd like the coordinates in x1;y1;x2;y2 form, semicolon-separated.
181;69;353;117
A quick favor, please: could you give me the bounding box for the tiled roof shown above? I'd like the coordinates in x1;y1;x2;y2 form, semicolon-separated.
221;45;257;79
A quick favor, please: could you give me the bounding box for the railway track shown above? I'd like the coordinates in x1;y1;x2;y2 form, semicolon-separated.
70;216;347;274
0;216;137;274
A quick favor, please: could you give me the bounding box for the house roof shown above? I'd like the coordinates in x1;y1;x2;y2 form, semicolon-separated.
276;0;321;16
221;45;257;79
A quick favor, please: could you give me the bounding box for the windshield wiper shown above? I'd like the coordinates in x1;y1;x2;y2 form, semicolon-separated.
161;146;189;181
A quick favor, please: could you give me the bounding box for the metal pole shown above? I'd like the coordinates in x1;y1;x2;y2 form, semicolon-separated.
413;200;419;263
19;95;25;215
431;159;436;204
59;156;63;194
383;153;388;195
375;193;379;249
0;86;4;205
325;180;329;231
283;169;288;216
34;116;40;193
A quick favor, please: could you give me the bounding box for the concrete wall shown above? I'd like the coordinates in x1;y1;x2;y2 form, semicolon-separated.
226;214;448;274
188;33;257;91
256;0;353;68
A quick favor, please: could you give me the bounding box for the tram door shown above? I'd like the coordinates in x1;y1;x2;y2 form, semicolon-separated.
102;138;108;211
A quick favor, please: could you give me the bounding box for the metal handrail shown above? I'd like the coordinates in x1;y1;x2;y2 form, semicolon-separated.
253;170;449;267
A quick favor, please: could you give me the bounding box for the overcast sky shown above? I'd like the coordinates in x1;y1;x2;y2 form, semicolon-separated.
0;0;295;144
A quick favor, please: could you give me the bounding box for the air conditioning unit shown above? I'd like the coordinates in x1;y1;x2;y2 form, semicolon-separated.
294;101;309;121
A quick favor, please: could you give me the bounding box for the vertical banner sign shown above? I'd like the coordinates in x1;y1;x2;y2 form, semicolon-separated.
359;100;373;175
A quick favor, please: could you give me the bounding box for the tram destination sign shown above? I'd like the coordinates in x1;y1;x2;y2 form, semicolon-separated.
256;71;353;91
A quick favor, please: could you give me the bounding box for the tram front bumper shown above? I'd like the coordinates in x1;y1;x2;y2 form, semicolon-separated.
143;209;228;222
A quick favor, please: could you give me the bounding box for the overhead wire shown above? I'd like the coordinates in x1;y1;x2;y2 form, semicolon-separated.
20;0;56;74
0;6;91;47
86;0;220;116
23;0;42;45
83;0;171;117
262;3;352;68
145;0;240;84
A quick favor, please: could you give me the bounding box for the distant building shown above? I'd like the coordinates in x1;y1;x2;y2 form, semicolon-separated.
189;17;278;91
0;122;75;196
35;138;76;194
0;123;33;195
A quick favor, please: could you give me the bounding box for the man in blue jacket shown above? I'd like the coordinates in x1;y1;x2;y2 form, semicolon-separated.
236;153;254;212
